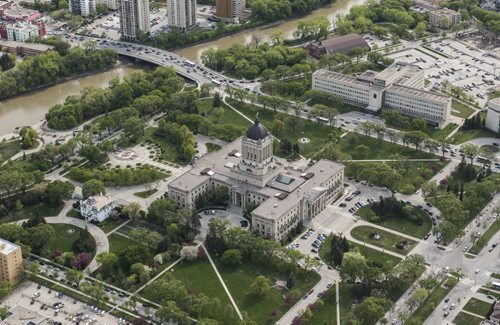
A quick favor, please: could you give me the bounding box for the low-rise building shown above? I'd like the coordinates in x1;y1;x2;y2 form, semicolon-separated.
312;62;451;128
429;8;461;28
168;119;344;241
6;22;39;42
305;34;369;59
0;3;41;22
486;97;500;133
0;237;22;285
0;40;53;55
80;195;119;222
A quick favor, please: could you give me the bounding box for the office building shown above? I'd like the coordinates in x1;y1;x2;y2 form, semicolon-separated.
312;62;451;128
119;0;150;41
96;0;117;10
167;0;196;31
6;22;39;42
168;118;344;241
486;97;500;134
215;0;245;22
429;8;461;28
68;0;96;16
0;238;22;285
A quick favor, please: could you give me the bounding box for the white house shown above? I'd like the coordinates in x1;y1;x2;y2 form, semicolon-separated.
80;195;119;222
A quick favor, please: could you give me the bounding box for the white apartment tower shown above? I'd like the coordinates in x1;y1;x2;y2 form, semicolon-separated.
95;0;118;10
167;0;197;31
68;0;96;17
119;0;150;41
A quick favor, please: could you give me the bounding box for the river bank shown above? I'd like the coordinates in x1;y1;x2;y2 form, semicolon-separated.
0;63;144;136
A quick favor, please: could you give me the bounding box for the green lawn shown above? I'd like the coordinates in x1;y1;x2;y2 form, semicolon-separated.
405;277;457;324
340;61;383;75
215;259;320;324
452;128;499;144
424;123;458;140
48;224;95;255
171;259;230;308
491;273;500;280
0;140;22;162
306;286;336;324
453;311;483;325
99;218;129;234
206;142;222;153
319;236;402;270
463;297;493;317
227;98;337;157
469;219;500;255
197;98;251;127
339;133;438;160
350;225;417;255
133;189;157;198
356;205;432;238
108;233;134;255
452;100;476;119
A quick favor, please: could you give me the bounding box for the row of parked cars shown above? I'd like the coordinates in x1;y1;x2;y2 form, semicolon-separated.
311;233;327;253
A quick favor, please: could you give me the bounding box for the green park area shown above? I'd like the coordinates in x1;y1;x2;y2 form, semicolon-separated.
99;217;129;233
215;259;320;324
350;225;417;255
48;224;95;255
226;98;336;157
452;128;499;144
108;233;134;255
451;100;476;119
469;219;500;255
144;128;184;164
171;259;231;308
463;297;493;317
206;143;222;153
478;288;500;299
356;203;432;238
405;277;458;324
197;98;251;127
303;286;336;324
453;311;483;325
134;189;158;198
0;140;21;163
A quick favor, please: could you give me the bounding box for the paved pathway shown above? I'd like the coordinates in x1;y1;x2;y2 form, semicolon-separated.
203;243;243;320
336;282;340;325
106;218;132;236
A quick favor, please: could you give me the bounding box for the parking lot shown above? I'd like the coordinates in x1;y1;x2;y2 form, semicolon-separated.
1;281;121;324
387;38;500;108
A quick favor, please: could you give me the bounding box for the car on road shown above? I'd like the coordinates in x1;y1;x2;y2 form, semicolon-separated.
424;233;431;240
327;282;333;288
444;297;449;303
463;246;468;252
444;311;449;317
443;305;448;310
475;268;480;274
302;294;308;300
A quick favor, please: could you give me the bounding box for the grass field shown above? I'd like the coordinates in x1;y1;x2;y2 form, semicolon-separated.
469;220;500;255
478;288;500;299
108;233;134;255
451;100;476;119
306;287;336;324
227;98;337;157
453;311;483;325
133;189;157;198
491;273;500;280
205;142;222;153
424;123;458;140
99;218;128;233
350;225;417;255
197;98;251;127
463;297;493;317
48;224;95;255
215;259;320;324
0;140;22;162
144;128;184;164
452;128;499;144
171;259;231;308
356;205;432;238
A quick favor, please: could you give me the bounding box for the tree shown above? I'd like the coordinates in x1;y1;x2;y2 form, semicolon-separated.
200;83;214;98
81;281;107;303
123;117;145;140
460;143;480;165
250;275;270;297
82;179;105;198
340;251;368;283
414;21;427;38
0;53;15;72
156;301;190;325
96;252;119;279
123;202;142;220
406;288;428;311
73;226;97;253
403;131;428;151
221;249;243;267
130;228;162;248
45;180;74;207
28;224;55;255
0;281;11;300
19;126;39;149
353;297;389;325
80;145;103;164
66;269;84;286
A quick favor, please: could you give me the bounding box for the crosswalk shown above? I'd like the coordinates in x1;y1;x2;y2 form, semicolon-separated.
461;278;475;287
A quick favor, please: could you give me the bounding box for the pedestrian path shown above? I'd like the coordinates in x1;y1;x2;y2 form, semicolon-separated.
461;277;476;287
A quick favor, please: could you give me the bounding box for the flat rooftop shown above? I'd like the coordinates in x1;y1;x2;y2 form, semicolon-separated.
252;159;343;220
0;237;19;255
387;84;450;102
0;40;53;51
314;69;384;90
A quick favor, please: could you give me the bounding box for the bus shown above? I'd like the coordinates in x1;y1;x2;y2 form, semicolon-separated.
212;79;221;87
184;60;196;68
477;156;491;164
493;282;500;290
317;116;329;124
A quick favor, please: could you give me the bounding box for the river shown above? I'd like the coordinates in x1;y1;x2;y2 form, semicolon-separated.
178;0;365;62
0;64;142;135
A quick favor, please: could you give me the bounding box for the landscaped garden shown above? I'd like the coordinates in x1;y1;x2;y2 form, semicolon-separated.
463;297;493;317
453;311;483;325
48;224;96;256
355;197;432;238
350;225;417;255
197;98;251;127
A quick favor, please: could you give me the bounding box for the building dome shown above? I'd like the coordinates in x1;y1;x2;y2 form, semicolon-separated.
246;118;268;140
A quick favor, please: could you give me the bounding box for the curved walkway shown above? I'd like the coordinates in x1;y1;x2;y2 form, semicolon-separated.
16;202;109;274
